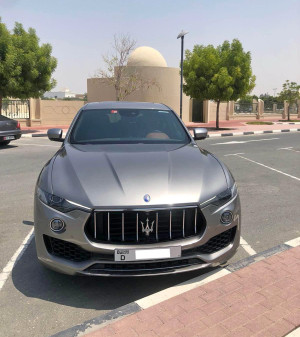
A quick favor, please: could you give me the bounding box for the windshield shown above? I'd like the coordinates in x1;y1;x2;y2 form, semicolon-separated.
70;109;190;144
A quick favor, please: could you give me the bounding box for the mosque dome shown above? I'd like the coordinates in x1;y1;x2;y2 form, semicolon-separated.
127;46;167;67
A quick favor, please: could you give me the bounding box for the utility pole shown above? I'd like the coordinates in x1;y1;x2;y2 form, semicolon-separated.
177;30;189;119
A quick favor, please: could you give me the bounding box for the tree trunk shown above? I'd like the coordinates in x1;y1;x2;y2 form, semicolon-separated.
216;100;220;129
115;85;120;101
0;95;2;115
287;102;290;121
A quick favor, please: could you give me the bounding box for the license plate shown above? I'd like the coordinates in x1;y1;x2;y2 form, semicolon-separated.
4;136;15;140
114;246;181;262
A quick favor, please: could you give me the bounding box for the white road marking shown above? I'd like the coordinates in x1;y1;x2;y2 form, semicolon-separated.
16;143;59;147
136;268;230;309
233;154;300;182
285;236;300;247
278;147;300;153
0;228;34;291
224;153;245;156
240;236;257;255
212;138;279;145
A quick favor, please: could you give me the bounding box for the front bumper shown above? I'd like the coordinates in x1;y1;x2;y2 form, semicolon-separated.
34;195;241;277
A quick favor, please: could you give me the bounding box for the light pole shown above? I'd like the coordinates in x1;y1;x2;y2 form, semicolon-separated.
177;30;188;119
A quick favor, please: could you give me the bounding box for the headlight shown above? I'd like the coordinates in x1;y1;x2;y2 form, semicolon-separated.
37;187;90;213
206;183;237;207
212;183;237;206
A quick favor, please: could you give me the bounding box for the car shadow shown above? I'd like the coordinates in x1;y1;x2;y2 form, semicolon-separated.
12;238;216;311
0;144;18;150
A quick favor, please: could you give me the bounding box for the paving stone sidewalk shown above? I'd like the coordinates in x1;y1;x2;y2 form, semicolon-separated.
84;247;300;337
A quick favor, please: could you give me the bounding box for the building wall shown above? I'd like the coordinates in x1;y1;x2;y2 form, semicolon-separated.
87;78;116;102
39;100;85;125
207;101;228;121
87;66;191;123
43;91;76;99
27;99;85;126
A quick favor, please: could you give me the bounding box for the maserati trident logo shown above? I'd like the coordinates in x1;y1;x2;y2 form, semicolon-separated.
141;218;154;236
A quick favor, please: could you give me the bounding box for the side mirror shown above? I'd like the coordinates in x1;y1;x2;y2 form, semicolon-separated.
193;128;208;140
48;128;64;142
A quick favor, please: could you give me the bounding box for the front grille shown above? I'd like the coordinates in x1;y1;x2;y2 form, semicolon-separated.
85;207;206;244
197;227;236;254
84;258;203;275
44;235;92;262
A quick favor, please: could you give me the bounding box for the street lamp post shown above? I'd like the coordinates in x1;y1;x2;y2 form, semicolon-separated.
177;30;188;119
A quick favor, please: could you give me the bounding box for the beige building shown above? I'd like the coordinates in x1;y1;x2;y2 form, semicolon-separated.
10;47;294;127
87;46;192;123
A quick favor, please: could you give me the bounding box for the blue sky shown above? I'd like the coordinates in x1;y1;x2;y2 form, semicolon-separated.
1;0;299;96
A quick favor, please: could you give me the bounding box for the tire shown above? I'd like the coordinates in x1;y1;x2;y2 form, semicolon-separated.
0;141;10;146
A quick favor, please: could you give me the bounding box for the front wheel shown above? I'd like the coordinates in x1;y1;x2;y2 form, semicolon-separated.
0;141;10;146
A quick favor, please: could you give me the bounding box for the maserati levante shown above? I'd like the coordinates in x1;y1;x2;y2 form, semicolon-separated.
34;101;241;276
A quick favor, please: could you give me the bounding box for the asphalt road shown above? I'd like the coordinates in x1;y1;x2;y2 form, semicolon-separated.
0;132;299;337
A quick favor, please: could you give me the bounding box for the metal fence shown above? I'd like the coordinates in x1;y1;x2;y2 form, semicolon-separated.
1;99;30;119
234;102;258;114
264;101;283;113
288;103;298;114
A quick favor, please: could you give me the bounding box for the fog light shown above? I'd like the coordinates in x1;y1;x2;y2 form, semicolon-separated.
221;211;233;224
50;218;65;232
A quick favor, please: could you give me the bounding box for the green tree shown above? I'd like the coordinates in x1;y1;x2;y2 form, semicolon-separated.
0;19;57;113
183;39;255;129
277;80;300;121
239;94;253;104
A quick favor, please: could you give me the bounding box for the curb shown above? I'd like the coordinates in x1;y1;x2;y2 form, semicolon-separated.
51;303;141;337
21;128;300;139
206;128;300;138
22;133;48;138
276;122;300;125
50;239;298;337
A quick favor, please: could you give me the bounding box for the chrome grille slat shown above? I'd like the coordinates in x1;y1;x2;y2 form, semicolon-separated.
122;213;125;241
94;212;97;239
169;211;172;240
88;207;205;243
194;208;197;234
108;212;110;241
136;213;139;242
183;210;185;238
156;212;158;241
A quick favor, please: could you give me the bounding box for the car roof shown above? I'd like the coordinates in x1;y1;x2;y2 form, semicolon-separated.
83;101;171;111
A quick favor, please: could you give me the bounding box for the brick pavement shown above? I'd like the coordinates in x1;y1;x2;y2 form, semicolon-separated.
84;247;300;337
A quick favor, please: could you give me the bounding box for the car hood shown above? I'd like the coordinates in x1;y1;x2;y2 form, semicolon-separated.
50;143;228;208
